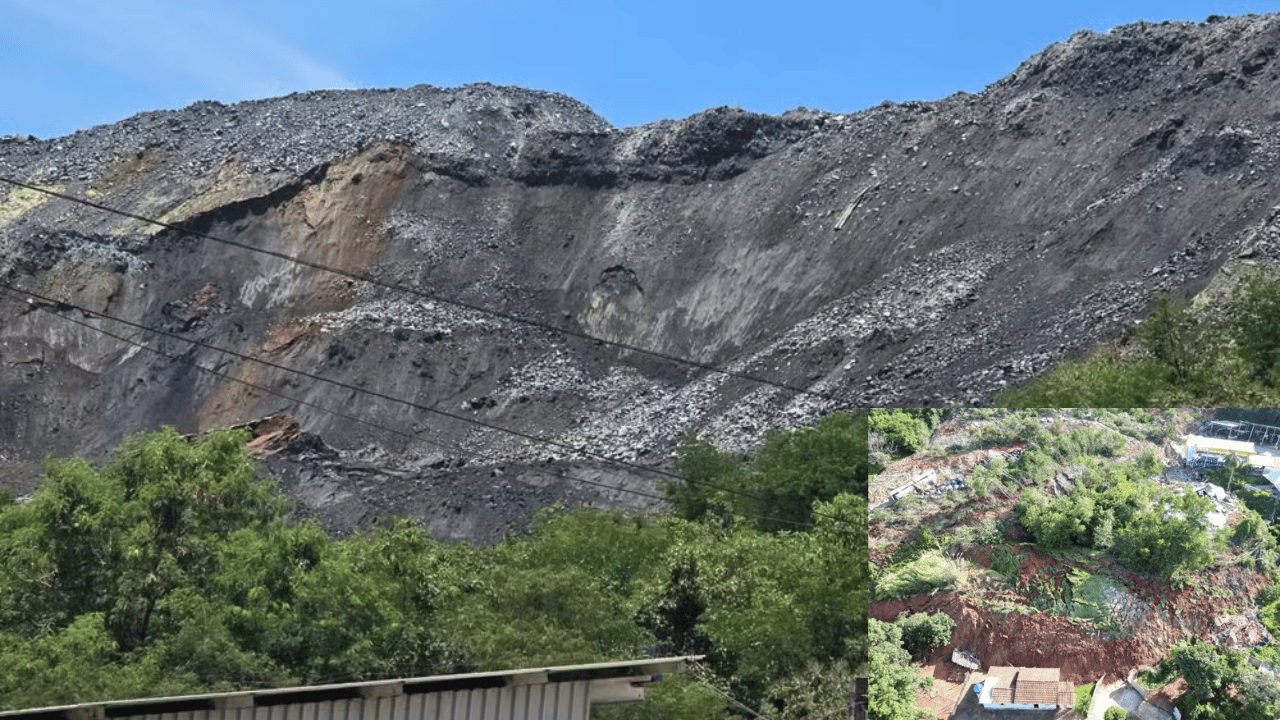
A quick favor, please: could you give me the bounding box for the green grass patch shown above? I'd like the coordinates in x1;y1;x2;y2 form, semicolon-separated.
1074;682;1096;716
874;550;968;600
1067;568;1125;621
0;184;55;227
988;599;1037;615
990;545;1022;579
1259;599;1280;639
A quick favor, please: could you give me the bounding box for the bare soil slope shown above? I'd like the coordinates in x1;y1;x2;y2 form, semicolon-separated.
6;16;1280;536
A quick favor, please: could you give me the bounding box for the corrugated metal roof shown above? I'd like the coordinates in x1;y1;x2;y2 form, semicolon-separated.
0;657;702;720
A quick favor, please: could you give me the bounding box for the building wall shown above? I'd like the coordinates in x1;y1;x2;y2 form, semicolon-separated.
980;702;1058;711
97;681;601;720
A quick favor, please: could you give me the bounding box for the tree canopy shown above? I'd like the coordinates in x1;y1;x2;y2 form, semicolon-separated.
0;422;866;719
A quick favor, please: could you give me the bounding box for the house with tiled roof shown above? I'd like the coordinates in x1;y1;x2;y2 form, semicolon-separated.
978;666;1075;710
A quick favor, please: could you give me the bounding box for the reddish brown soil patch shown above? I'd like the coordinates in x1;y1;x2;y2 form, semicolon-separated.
874;592;1160;684
914;661;972;720
874;539;1270;686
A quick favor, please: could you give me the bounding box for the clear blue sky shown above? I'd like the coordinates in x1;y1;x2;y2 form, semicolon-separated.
2;0;1277;139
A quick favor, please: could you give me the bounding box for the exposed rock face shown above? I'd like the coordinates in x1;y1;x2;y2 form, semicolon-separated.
4;15;1280;538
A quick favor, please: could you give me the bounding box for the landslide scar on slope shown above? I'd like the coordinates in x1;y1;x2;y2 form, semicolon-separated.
197;320;323;429
273;143;414;313
197;144;413;427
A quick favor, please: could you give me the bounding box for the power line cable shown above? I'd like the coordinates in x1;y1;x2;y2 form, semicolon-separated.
0;176;837;403
0;282;817;528
0;286;670;506
687;661;773;720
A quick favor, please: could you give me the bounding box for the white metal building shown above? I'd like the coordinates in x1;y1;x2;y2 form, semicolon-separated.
0;657;700;720
1185;434;1257;464
1185;434;1280;489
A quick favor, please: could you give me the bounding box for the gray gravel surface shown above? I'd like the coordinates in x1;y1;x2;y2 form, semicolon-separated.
4;15;1280;539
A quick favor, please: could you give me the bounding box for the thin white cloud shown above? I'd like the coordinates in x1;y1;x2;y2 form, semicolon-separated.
2;0;354;102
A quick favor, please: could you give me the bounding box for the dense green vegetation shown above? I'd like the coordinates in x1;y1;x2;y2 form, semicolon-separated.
882;409;1226;581
667;410;867;531
894;611;955;661
1015;470;1214;580
997;278;1280;406
873;551;967;600
1139;640;1280;720
0;416;867;717
868;409;947;461
867;619;930;720
871;408;1280;718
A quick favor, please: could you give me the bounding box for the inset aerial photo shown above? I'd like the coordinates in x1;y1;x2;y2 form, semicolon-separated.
870;409;1280;720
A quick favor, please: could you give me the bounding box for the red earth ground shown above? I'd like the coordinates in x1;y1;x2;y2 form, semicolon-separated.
872;536;1270;685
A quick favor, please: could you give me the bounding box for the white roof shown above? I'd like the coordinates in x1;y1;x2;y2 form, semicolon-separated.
1187;434;1257;458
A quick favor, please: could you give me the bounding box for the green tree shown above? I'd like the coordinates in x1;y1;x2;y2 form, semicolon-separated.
667;435;744;525
1233;277;1280;386
750;411;867;529
868;619;929;720
1015;447;1057;484
0;428;283;650
0;425;865;719
1172;641;1230;701
868;410;932;455
1113;506;1212;580
1139;293;1197;382
895;612;955;661
1233;508;1277;570
595;674;731;720
1092;509;1115;551
1018;489;1096;550
639;507;865;705
767;659;856;720
0;613;198;709
1237;666;1280;720
667;412;867;531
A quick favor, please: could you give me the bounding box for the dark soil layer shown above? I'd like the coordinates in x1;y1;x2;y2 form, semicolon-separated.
6;15;1280;538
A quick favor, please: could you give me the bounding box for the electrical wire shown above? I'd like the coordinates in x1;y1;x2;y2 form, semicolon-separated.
0;282;822;528
687;661;774;720
0;285;671;507
0;176;840;403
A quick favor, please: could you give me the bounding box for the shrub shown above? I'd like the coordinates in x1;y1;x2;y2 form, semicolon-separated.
1073;683;1095;716
1234;277;1280;386
869;410;932;455
874;551;967;600
979;517;1004;545
1103;706;1128;720
895;611;955;660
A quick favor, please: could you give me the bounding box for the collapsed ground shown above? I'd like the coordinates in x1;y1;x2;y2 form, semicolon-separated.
870;410;1273;693
9;18;1280;541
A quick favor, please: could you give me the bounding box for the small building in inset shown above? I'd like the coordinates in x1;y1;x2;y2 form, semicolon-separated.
978;666;1074;711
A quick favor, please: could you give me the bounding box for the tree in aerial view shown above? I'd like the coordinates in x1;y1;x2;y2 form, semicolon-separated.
895;611;956;661
868;619;930;720
1234;277;1280;387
